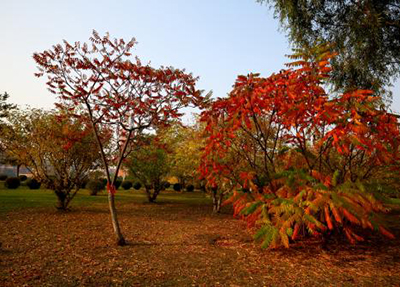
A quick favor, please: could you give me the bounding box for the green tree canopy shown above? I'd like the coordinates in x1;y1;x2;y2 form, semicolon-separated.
0;92;17;165
258;0;400;100
0;92;16;122
126;135;170;203
2;109;101;210
163;122;204;187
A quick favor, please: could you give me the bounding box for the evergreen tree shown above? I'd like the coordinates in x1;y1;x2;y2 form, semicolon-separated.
258;0;400;101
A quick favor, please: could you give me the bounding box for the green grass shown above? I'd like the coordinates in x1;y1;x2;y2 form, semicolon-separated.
0;188;56;213
0;184;210;213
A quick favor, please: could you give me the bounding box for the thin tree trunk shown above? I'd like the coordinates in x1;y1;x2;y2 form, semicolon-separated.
85;101;126;246
151;188;161;202
145;185;151;202
217;193;223;212
146;186;161;203
16;164;21;177
145;187;154;203
212;191;224;213
108;190;126;246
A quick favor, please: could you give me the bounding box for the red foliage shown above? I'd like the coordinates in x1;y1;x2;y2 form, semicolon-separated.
34;31;205;245
200;46;400;247
33;30;205;185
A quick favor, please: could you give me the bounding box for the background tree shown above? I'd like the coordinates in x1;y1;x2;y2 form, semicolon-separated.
258;0;400;100
2;109;100;210
0;92;17;166
165;123;204;188
200;114;253;213
33;31;204;245
0;92;16;123
126;135;170;203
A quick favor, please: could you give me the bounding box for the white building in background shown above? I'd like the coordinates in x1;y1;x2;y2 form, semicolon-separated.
0;164;31;177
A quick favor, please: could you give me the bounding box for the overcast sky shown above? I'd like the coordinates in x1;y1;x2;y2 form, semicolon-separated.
1;0;399;120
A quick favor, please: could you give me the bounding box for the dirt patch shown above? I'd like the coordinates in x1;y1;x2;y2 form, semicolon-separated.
1;201;400;286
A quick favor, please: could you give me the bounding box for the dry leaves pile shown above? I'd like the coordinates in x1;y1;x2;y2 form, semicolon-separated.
1;199;399;286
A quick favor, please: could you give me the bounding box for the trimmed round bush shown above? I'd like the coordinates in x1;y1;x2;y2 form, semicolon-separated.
18;175;28;182
114;180;122;190
186;184;195;192
121;181;133;190
163;181;171;189
86;179;104;196
27;178;41;189
80;179;89;189
0;174;7;181
133;182;142;190
173;183;182;192
5;177;21;189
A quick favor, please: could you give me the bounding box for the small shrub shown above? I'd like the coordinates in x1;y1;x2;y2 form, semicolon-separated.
114;180;122;190
5;177;21;189
186;184;195;192
86;179;104;196
80;179;89;189
121;181;133;190
133;182;142;190
0;174;7;181
163;181;171;189
18;175;28;182
27;178;41;189
173;183;182;192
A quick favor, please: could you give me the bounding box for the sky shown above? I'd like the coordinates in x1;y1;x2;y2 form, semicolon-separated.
1;0;399;121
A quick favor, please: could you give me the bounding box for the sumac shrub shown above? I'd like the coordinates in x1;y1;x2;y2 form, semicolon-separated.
133;182;142;190
201;47;400;248
173;183;182;192
121;181;133;190
87;180;104;196
27;178;41;189
186;184;195;192
5;177;20;189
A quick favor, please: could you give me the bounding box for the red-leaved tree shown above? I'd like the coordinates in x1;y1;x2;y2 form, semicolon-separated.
201;45;400;248
34;31;204;245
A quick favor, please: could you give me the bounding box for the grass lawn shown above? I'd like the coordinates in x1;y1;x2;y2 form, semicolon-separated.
1;186;400;286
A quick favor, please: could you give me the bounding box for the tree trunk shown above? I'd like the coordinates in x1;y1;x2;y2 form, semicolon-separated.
86;102;127;247
151;188;161;202
146;187;161;203
212;191;223;213
108;191;126;246
55;191;68;211
16;164;21;177
145;186;153;203
179;177;186;190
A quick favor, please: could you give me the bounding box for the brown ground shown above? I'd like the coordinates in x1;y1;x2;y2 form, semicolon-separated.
1;197;400;286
